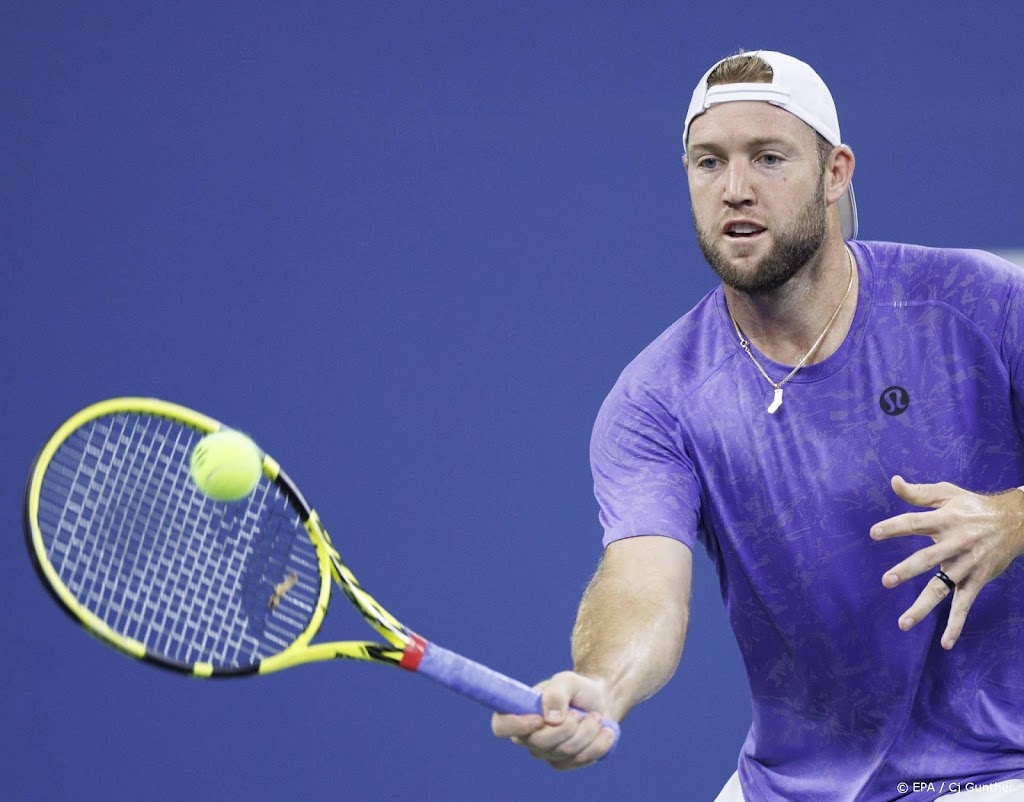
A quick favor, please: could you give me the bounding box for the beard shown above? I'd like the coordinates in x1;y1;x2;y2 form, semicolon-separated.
694;183;827;296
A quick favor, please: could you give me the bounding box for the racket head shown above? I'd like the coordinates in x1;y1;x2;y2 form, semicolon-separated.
24;398;402;676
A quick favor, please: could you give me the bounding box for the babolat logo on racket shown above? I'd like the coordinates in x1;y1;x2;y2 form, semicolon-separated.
879;385;910;416
269;572;299;610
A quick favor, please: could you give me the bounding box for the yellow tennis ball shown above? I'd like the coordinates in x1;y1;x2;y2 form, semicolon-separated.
189;430;263;502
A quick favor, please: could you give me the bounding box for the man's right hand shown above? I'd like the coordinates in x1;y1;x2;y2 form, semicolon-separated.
490;670;619;770
493;536;692;769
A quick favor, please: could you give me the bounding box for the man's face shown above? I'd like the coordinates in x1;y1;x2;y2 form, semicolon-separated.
685;102;829;295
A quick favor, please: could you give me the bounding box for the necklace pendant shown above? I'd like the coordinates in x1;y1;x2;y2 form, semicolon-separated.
767;387;783;414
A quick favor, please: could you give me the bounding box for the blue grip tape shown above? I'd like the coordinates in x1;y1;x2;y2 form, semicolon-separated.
414;640;620;754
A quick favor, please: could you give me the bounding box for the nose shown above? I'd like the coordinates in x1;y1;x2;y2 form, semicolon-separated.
723;161;754;207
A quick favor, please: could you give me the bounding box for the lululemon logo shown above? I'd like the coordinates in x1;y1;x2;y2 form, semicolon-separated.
880;386;910;416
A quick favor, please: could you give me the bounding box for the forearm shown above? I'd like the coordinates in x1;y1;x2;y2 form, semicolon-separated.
570;538;692;721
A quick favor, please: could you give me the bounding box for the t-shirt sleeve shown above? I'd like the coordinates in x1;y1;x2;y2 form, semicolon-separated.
590;377;702;549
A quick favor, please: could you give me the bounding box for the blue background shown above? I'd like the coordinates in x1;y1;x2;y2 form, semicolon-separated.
4;2;1023;800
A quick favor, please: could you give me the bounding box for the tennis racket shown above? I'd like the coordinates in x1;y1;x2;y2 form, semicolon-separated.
24;398;620;748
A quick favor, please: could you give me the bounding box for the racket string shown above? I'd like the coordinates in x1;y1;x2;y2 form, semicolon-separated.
36;412;322;670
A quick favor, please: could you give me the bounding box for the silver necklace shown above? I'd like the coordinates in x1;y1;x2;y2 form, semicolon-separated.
728;248;855;414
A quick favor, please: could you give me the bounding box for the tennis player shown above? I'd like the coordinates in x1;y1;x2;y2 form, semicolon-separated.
492;50;1024;801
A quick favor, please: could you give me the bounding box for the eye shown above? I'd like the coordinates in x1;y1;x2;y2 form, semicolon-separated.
696;156;720;170
759;154;783;167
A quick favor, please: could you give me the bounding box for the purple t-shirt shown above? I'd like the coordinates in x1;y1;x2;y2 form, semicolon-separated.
591;241;1024;801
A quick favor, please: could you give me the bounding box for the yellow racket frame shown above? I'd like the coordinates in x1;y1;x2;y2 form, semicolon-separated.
25;397;413;677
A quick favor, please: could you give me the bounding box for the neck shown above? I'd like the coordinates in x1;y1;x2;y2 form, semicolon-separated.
725;237;858;367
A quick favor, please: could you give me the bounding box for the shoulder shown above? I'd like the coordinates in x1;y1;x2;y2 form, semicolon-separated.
858;240;1024;305
857;241;1024;346
597;288;737;423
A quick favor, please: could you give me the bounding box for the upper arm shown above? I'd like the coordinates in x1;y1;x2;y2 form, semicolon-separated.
600;535;693;617
577;535;694;653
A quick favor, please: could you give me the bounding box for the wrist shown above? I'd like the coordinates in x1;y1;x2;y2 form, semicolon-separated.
571;668;634;722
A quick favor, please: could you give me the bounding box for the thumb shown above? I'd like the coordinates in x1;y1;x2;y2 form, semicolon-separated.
538;672;581;724
539;672;608;725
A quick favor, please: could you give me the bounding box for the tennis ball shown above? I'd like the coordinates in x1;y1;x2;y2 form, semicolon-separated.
189;429;263;502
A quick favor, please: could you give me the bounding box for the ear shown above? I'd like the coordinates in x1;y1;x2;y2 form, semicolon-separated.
681;153;689;174
824;145;855;207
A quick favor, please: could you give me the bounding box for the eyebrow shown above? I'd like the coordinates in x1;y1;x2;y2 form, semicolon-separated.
688;136;795;154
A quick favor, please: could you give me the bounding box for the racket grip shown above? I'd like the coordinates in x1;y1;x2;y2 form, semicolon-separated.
411;639;620;754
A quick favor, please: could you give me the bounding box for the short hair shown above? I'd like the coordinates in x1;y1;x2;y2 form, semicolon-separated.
706;51;774;86
707;50;834;171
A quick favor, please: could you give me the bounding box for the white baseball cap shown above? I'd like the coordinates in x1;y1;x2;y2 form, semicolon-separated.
683;51;858;240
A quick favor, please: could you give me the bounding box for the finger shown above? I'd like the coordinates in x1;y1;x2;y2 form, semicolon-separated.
941;582;980;650
890;475;959;508
521;712;584;754
870;509;944;541
571;722;619;766
548;718;617;770
897;571;957;631
491;711;544;739
547;711;604;763
881;542;958;587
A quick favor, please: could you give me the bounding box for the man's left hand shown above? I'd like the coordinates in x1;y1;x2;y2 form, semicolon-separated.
870;475;1024;649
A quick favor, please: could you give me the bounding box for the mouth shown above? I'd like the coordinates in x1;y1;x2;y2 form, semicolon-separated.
722;220;767;240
